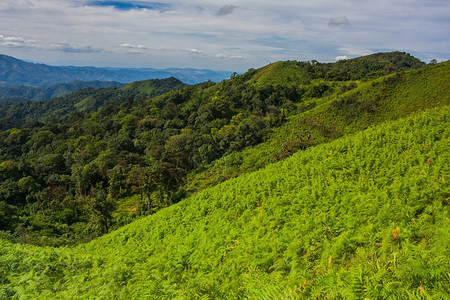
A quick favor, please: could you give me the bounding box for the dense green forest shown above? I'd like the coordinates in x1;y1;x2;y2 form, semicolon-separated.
0;51;436;245
0;51;448;298
0;102;448;299
0;80;124;103
0;77;185;131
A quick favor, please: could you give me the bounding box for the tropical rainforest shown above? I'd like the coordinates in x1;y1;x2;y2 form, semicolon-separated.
0;51;448;298
0;80;124;104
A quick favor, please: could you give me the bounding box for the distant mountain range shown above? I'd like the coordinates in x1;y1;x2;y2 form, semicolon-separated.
0;54;233;86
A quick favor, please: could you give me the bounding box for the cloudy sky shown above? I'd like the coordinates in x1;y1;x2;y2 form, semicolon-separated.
0;0;449;71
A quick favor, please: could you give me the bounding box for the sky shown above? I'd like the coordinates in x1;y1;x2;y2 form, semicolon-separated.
0;0;449;71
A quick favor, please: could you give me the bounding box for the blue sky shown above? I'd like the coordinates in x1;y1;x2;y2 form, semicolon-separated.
0;0;449;71
87;1;170;11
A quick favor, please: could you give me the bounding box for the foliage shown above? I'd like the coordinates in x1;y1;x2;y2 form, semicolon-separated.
0;80;124;103
0;77;185;130
248;51;424;86
0;105;448;298
188;61;450;191
0;52;446;247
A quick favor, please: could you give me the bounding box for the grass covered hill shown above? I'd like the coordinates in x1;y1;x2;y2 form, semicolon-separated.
0;51;449;298
188;60;450;191
0;104;448;299
248;51;424;86
0;52;448;248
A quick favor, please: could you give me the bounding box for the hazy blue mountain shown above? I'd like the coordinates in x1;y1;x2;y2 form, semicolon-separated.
0;54;233;86
0;80;124;103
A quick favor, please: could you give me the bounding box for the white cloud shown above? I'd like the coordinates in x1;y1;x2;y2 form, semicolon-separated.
0;34;39;48
335;55;348;61
127;49;142;55
144;46;201;54
0;0;448;69
50;43;103;53
3;36;25;42
215;53;227;59
184;48;202;54
121;43;146;49
215;53;245;59
337;47;373;56
120;43;134;48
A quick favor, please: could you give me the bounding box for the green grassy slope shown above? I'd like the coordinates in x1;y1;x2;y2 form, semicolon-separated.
0;53;445;248
1;105;448;299
249;61;306;86
188;61;450;191
248;51;424;86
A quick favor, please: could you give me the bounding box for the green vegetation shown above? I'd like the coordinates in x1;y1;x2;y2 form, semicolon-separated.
189;60;449;190
0;52;448;297
250;51;424;86
1;52;437;245
0;77;185;130
0;105;448;298
0;80;124;103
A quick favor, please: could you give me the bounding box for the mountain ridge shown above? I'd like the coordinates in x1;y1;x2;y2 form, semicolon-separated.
0;51;448;298
187;60;450;191
0;52;445;242
0;80;125;103
0;54;233;86
0;77;186;130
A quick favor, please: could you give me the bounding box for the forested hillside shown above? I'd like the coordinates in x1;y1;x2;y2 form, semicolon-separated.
0;104;448;298
0;77;185;131
0;80;124;103
0;52;447;247
190;59;449;190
